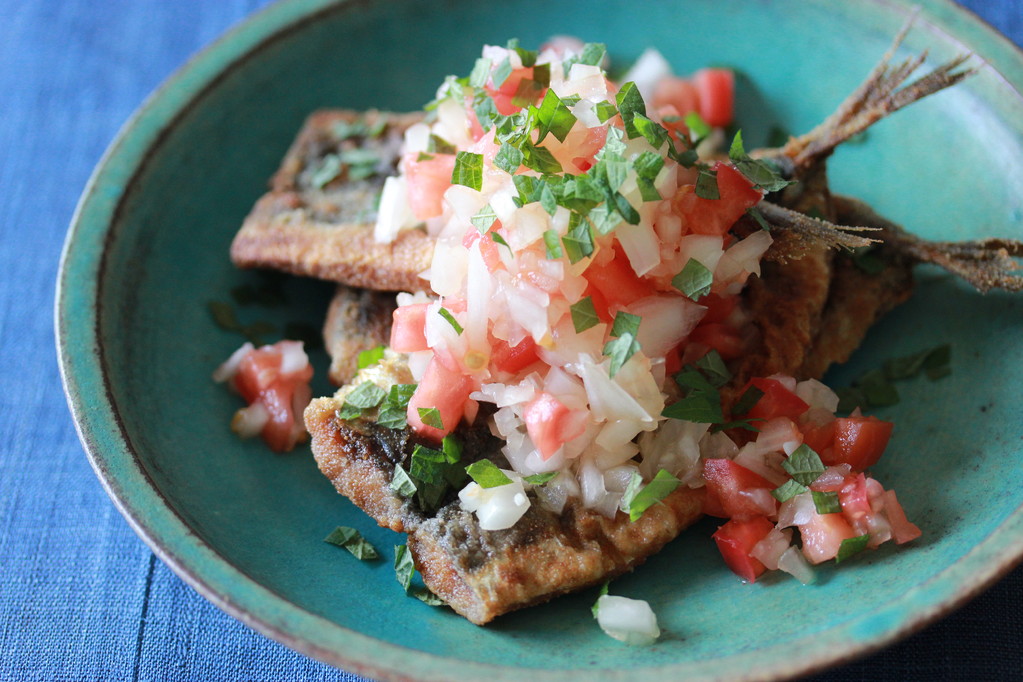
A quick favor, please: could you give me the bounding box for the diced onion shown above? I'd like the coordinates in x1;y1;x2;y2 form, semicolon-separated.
595;595;661;645
231;402;269;438
751;527;793;571
213;342;254;383
778;546;816;585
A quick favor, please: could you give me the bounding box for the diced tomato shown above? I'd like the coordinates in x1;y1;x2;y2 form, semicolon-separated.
712;516;775;582
582;245;658;309
672;162;762;236
702;459;778;520
822;416;895;471
699;292;737;324
227;341;313;453
688;322;745;361
742;378;810;421
407;357;474;441
522;392;586;459
837;473;873;527
652;76;700;118
403;152;456;220
799;415;837;456
799;509;858;564
693;68;734;128
390;303;431;353
486;66;543;115
463;228;506;272
882;490;922;544
582;283;615;325
489;336;540;375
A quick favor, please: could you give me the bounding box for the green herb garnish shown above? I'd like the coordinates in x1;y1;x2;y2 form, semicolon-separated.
620;469;682;521
728;130;792;192
451;151;484;191
394;544;445;605
812;490;842;515
672;258;713;300
465;458;514;488
524;472;558;486
438;307;464;335
835;534;871;563
603;312;641;378
357;345;386;369
570;297;600;333
771;479;809;503
324;526;379;560
782;444;826;486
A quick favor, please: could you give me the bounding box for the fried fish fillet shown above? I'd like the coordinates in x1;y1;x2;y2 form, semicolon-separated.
304;356;705;625
322;285;397;385
230;109;432;292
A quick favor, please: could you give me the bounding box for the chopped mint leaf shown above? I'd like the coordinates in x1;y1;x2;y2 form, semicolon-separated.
562;213;595;263
633;113;668;149
672;258;713;300
594;100;618;123
386;384;416;410
491;232;512;250
543;229;564;259
451;151;484;191
441;434;463;464
728;130;792;192
812;490;842;515
494;143;524;173
661;390;723;423
437;307;464;335
524;472;558;486
492;57;513;87
570;297;600;333
311;154;343;189
695;350;730;387
390;466;418;497
411;587;446;606
409;443;448;485
472;90;499;131
782;444;826;486
427;134;457;155
772;479;809;502
612;192;641;225
633;151;665;181
610;311;641;338
521;142;563;174
615;81;647;140
345;381;386;409
532;62;551;88
465;458;514;488
506;38;537;67
394;544;415;589
731;384;765;416
468;57;492;88
684;111;711;141
604;332;640;379
695;169;720;200
511;78;544;108
416;152;435;162
417;407;444;431
746;206;771;231
621;469;681;521
859;368;900;407
357;345;386;369
588;204;623;235
835;534;871;563
591;581;610;618
470;204;498;234
536;89;577;143
924;344;952;380
324;526;379;560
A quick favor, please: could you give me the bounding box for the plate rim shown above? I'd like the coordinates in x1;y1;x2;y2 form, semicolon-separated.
55;0;1023;679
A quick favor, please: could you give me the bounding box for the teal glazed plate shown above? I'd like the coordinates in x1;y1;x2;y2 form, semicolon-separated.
57;1;1023;680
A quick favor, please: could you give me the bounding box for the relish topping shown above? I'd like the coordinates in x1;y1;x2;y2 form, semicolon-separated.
375;40;773;529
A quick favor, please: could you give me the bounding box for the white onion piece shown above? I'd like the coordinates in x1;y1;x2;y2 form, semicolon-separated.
573;357;653;423
754;417;803;458
813;465;852;490
278;340;309;375
778;546;816;585
595;595;661;645
733;443;788;486
795;378;840;412
231;403;269;438
213;342;254;383
751;527;793;571
740;488;779;517
778;492;816;528
639;419;708;483
678;234;726;274
615;220;661;277
406;350;432;382
626;295;705;358
458;476;530;530
699;429;739;461
620;47;672;103
534;472;580;514
374;175;417;243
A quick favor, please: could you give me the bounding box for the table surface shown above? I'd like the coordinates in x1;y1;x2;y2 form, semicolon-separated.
3;0;1021;680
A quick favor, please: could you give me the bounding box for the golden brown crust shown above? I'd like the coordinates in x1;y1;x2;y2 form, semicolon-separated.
322;286;397;385
229;110;434;292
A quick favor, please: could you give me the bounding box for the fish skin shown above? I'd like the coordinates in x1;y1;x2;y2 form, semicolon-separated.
230;109;433;292
304;384;705;625
322;285;397;385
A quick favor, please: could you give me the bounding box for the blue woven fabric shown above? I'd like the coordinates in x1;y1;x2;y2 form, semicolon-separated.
0;1;1019;679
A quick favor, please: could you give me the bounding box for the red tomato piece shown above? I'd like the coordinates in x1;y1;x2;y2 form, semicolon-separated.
582;245;657;309
823;416;895;471
799;510;858;564
486;66;543;115
712;516;775;582
404;152;456;221
688;322;745;361
673;162;762;236
882;490;922;544
489;336;540;375
799;415;837;457
698;292;737;324
407;357;474;442
693;68;735;127
742;378;810;422
652;76;700;117
522;392;585;460
229;342;313;453
702;459;778;520
837;473;873;527
389;303;431;353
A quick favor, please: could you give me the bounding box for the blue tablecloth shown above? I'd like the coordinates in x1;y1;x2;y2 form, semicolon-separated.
2;1;1020;679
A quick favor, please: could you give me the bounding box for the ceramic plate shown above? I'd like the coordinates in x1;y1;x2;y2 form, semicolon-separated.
57;0;1023;679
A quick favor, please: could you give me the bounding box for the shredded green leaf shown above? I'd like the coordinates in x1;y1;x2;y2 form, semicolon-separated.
357;346;386;370
451;151;484;191
620;470;682;521
782;444;826;486
465;459;514;488
524;472;558;486
416;407;444;431
570;297;600;333
835;534;871;563
344;381;387;409
672;258;713;301
812;490;842;515
437;307;464;335
772;479;809;503
324;526;379;560
390;466;418;497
